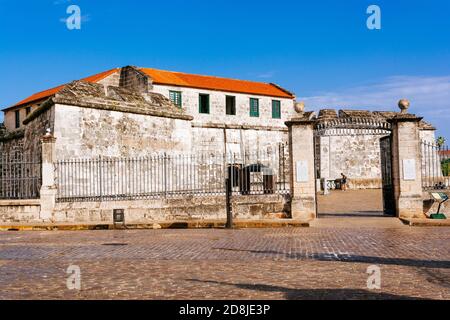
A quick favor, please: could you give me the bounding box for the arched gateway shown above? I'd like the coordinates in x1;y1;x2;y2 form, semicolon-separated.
286;100;433;220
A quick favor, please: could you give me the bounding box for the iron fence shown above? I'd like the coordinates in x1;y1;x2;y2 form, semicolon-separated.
421;141;449;190
0;148;41;199
55;145;290;202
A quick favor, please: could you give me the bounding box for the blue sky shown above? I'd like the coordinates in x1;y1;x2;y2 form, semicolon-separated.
1;0;449;138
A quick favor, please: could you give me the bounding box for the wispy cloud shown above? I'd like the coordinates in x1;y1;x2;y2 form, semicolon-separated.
300;75;450;121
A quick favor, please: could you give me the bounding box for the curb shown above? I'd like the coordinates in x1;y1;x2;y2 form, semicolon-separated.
0;219;309;231
400;218;450;227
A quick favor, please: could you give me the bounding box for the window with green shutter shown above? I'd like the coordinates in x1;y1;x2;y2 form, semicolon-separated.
199;94;210;114
249;98;259;117
272;100;281;119
169;91;182;108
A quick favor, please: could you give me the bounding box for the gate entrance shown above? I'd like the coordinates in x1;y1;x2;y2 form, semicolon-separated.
312;110;396;218
380;135;396;216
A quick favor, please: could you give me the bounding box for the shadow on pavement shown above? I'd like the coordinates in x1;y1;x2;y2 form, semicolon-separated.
213;247;450;269
186;279;423;300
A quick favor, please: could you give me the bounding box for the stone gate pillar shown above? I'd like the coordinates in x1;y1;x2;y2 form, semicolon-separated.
285;115;317;220
388;100;425;219
39;131;57;221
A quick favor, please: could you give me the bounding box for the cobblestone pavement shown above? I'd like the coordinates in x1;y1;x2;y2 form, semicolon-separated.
317;189;384;216
0;219;449;300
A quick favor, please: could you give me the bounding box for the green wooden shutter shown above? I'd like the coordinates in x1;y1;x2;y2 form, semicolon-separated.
272;100;281;118
250;98;259;117
169;91;182;108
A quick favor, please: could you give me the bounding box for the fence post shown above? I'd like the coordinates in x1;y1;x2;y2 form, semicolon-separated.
388;100;425;219
225;177;233;228
285;115;317;220
39;131;57;221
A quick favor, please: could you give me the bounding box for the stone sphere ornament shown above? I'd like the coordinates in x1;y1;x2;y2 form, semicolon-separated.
398;99;410;114
294;101;305;114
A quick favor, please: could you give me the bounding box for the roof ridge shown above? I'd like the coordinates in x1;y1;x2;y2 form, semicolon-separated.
139;67;275;86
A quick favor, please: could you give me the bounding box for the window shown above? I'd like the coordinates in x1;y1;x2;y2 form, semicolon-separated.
15;110;20;129
26;107;31;115
249;98;259;117
169;91;182;108
272;100;281;119
199;94;210;114
226;96;236;115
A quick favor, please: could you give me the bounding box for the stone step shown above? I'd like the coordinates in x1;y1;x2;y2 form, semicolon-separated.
310;216;405;228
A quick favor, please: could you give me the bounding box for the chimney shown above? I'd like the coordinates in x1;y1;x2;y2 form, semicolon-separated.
119;66;152;93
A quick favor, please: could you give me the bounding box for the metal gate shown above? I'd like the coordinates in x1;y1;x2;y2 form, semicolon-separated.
380;135;396;216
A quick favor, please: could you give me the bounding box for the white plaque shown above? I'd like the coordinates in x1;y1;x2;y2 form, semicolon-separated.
296;160;309;182
403;159;416;180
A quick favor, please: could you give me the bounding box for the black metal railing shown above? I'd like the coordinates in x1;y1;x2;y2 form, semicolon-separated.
421;141;449;190
55;146;290;202
0;149;41;199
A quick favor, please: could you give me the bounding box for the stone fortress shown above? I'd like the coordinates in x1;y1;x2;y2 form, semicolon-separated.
1;65;437;190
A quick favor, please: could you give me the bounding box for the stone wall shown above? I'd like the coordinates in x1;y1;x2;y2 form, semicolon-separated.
52;104;192;159
0;200;41;222
22;104;55;160
52;195;287;223
191;125;287;154
3;71;120;132
152;84;294;154
152;84;295;128
316;128;390;189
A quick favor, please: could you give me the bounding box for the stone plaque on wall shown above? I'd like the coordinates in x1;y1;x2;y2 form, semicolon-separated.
403;159;416;180
296;160;309;182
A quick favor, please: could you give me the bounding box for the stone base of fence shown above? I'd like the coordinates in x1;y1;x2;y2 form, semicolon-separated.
50;194;288;224
0;199;41;223
0;219;309;231
0;195;290;224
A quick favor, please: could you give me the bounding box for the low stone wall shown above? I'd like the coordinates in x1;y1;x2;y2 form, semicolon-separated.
53;195;288;223
348;178;382;190
0;200;41;222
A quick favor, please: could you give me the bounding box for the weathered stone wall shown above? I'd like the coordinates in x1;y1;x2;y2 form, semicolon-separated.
97;71;120;88
22;104;55;160
191;125;287;154
152;84;295;127
0;200;41;222
152;84;294;154
52;104;192;159
316;128;390;189
3;71;120;132
0;133;24;153
52;195;287;223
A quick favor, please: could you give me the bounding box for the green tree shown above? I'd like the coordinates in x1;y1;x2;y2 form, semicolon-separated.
436;136;446;148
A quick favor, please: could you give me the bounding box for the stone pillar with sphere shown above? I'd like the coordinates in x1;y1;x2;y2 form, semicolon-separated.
285;102;317;220
388;99;426;219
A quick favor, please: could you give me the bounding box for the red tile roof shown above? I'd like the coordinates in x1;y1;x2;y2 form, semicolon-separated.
4;67;294;112
140;68;294;99
4;68;119;111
